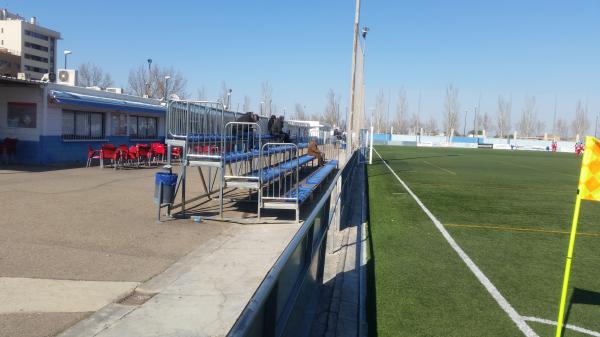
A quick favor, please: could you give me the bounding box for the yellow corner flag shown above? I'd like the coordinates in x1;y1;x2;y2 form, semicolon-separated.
556;136;600;337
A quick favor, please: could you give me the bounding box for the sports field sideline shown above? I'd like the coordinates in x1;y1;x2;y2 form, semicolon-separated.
367;145;600;337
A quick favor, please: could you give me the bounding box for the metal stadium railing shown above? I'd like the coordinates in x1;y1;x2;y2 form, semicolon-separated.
228;150;361;337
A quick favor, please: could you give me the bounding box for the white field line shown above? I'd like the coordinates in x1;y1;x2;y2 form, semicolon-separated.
422;160;456;175
523;316;600;337
373;148;538;337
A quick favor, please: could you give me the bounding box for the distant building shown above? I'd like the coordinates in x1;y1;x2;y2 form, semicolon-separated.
0;47;20;76
0;9;61;80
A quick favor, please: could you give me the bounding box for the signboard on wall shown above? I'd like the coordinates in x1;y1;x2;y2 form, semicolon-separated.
7;102;37;128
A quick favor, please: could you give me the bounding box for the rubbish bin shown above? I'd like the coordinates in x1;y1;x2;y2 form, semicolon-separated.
154;172;178;204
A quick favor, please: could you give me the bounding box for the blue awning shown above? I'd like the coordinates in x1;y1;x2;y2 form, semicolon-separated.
49;90;166;114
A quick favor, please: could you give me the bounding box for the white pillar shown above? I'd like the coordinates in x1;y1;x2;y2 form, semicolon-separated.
369;125;374;165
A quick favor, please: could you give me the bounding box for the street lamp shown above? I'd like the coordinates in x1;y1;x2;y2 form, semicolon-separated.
164;75;171;101
146;58;152;98
260;101;265;115
226;89;232;110
63;50;72;69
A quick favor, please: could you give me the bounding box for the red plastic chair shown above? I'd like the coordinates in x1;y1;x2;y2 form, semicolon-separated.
136;144;151;166
172;146;182;161
86;145;101;167
151;143;166;163
100;144;117;168
114;145;130;169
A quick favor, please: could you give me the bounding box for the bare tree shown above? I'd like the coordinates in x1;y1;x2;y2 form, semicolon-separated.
496;95;511;138
443;84;460;136
571;100;589;138
373;89;387;133
556;118;570;139
408;113;420;134
78;62;113;88
517;96;537;137
424;116;438;135
197;86;207;100
294;103;307;120
261;81;273;116
322;89;341;127
243;95;252;113
394;88;408;134
477;112;493;135
128;64;187;99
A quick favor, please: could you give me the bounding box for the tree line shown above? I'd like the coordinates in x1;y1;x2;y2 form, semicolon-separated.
75;62;348;128
371;84;592;140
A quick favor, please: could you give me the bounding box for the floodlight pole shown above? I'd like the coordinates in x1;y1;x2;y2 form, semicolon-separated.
369;125;374;164
348;0;361;151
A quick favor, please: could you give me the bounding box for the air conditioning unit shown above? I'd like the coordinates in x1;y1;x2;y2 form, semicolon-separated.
106;87;123;94
57;69;78;86
17;72;29;80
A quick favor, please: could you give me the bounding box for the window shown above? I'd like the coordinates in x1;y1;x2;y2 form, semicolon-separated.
62;110;105;140
129;115;158;139
7;102;36;128
24;53;48;63
111;113;128;136
24;30;49;41
24;41;48;52
24;65;48;74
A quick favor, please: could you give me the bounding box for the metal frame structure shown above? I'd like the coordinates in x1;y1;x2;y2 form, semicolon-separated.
259;143;301;222
164;99;315;221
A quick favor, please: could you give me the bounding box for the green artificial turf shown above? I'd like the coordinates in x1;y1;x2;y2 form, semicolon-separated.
367;145;600;337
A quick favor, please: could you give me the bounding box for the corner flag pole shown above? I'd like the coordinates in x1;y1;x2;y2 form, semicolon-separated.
555;136;600;336
555;193;583;337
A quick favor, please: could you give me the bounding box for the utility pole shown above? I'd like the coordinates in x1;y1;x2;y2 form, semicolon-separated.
463;110;468;136
348;0;361;150
473;107;477;137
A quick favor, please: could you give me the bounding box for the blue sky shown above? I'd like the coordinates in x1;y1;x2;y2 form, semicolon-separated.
3;0;600;131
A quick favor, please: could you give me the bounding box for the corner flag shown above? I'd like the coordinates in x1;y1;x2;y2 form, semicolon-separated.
555;136;600;337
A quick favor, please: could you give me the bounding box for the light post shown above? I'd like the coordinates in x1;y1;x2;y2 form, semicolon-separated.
260;101;265;115
146;58;152;97
164;75;171;101
226;89;232;110
463;110;468;136
63;50;72;69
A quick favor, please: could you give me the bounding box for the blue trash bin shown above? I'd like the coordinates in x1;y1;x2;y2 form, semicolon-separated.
154;172;178;204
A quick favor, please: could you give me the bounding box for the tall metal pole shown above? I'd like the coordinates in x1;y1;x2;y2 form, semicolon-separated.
348;0;361;151
553;94;557;138
463;110;468;136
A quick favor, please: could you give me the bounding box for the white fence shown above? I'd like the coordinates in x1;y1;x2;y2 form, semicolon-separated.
383;134;577;153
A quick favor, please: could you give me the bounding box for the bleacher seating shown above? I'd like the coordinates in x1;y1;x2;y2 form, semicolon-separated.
286;160;339;204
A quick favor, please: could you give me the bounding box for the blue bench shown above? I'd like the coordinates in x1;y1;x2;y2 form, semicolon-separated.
248;154;315;183
287;160;338;203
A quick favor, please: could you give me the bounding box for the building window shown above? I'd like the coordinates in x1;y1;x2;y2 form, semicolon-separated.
24;30;49;41
7;102;37;128
24;65;48;74
24;41;48;52
62;110;105;140
111;113;128;136
24;53;49;63
129;115;158;139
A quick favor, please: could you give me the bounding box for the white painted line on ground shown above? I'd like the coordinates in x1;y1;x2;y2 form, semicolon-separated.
374;148;539;337
423;160;456;175
523;316;600;337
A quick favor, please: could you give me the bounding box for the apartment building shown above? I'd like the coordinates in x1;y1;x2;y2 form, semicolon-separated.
0;8;61;80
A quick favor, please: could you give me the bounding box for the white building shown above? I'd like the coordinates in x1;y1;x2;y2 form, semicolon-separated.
0;76;166;164
0;9;61;80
